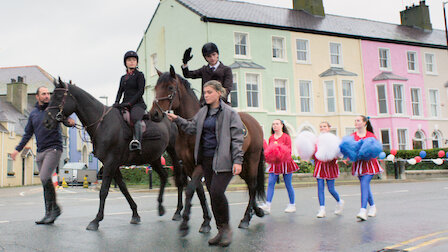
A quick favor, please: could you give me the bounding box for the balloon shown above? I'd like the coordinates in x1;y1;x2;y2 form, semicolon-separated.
378;152;386;159
419;151;426;158
386;154;395;161
390;149;397;156
446;152;448;158
161;156;166;166
414;156;422;163
438;150;445;158
407;158;417;165
433;158;444;165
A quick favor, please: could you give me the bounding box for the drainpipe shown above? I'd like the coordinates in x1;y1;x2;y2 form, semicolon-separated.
1;132;4;187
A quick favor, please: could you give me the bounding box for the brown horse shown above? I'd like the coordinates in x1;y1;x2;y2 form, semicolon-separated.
150;66;265;235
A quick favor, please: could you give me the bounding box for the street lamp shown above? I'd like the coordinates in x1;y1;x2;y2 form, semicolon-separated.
99;96;108;106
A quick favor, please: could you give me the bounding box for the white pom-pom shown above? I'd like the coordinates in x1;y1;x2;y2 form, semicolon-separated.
295;131;317;161
315;133;341;162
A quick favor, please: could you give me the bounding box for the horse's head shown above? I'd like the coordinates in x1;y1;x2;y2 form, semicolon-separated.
43;77;76;129
150;65;182;121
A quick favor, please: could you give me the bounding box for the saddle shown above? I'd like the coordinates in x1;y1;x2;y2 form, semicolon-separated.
121;109;161;140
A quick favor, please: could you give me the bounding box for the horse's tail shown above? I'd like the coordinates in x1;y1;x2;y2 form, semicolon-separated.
256;148;266;201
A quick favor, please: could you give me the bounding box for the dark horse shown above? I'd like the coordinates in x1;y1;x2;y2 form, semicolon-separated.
150;66;265;235
43;78;174;231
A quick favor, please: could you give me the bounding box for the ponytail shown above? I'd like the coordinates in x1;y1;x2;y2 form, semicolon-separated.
361;115;374;133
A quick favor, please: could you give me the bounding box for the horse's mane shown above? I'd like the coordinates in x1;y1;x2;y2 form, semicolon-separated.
67;83;104;107
156;72;199;102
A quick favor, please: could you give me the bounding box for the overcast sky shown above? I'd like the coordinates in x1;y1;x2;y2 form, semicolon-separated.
1;0;446;105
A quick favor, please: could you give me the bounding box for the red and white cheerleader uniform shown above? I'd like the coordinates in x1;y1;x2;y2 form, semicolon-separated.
266;133;299;174
313;159;339;179
351;131;384;176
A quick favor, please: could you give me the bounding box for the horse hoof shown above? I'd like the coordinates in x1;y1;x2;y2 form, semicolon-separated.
199;224;211;233
254;207;265;218
158;205;166;216
86;221;99;231
179;222;189;237
172;213;182;221
130;215;141;224
238;220;249;229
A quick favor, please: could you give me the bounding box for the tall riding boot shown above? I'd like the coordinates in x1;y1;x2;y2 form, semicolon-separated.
208;224;223;246
35;182;51;225
129;120;142;151
218;223;233;247
43;179;61;224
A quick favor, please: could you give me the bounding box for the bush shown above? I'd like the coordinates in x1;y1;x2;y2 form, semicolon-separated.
386;148;448;159
121;166;173;186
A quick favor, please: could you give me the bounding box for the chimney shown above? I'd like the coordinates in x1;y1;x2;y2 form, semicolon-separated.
400;0;432;30
6;76;28;114
293;0;325;17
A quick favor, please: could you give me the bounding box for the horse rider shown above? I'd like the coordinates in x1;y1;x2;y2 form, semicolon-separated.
181;42;233;105
113;50;147;151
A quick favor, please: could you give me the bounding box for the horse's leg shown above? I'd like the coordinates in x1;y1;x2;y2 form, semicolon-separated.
168;148;184;221
114;170;141;224
86;163;115;231
179;165;203;237
195;183;212;233
151;159;167;216
239;173;256;229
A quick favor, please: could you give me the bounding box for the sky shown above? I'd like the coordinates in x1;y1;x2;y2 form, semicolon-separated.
1;0;446;105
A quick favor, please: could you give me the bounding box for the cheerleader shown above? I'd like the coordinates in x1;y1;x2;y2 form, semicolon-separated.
342;116;383;221
260;119;299;214
313;122;344;218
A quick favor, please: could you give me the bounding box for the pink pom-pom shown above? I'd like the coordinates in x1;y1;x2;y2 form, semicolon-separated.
264;143;290;164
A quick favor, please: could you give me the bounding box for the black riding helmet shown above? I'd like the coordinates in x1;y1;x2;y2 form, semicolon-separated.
201;43;219;58
124;51;139;67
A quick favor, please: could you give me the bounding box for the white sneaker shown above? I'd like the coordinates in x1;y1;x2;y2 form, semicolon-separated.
284;204;296;213
368;205;377;217
259;202;271;215
356;208;367;221
316;207;326;218
334;199;344;215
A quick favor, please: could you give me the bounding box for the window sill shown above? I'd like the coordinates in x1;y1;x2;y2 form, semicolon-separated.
234;55;251;60
425;72;438;76
296;61;311;65
272;58;288;63
379;67;392;72
407;70;420;74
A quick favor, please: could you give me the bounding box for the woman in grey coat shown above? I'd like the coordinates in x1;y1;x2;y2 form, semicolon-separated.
167;80;244;247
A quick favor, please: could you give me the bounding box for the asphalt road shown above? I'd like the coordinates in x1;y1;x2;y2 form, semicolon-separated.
0;179;447;252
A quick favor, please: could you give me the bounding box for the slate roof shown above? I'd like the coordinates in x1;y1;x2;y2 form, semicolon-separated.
0;65;55;95
229;61;265;69
175;0;447;48
372;72;408;81
319;67;358;77
0;98;30;136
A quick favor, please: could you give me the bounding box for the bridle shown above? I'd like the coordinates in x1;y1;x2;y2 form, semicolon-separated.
153;77;180;114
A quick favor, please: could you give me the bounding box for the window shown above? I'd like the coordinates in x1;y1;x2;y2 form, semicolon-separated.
342;80;353;112
329;43;342;66
380;129;391;151
379;48;391;69
299;80;312;112
432;131;442;148
235;32;248;56
410;88;421;116
345;128;356;136
397;129;408;150
429;90;439;117
324;80;336;112
272;37;285;60
393;84;404;114
246;74;259;108
274;79;287;111
412;131;425;149
33;158;39;176
230;74;238;108
329;129;337;135
407;51;418;72
7;154;14;176
150;53;158;76
376;85;388;114
7;122;15;138
296;39;309;63
425;53;436;74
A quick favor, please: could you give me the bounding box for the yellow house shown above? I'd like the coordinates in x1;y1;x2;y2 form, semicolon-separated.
291;32;365;136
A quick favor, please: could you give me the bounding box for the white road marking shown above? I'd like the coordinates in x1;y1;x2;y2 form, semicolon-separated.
0;221;10;224
19;192;25;196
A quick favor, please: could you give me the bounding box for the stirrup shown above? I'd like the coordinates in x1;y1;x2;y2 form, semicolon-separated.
129;140;141;151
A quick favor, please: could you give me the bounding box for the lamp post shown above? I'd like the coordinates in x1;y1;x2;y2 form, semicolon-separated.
99;96;108;106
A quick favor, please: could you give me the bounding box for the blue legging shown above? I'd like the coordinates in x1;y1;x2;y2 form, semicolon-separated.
358;174;375;208
317;179;340;206
266;173;295;204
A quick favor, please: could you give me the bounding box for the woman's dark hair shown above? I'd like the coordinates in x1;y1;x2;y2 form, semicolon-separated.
271;119;289;135
360;115;373;133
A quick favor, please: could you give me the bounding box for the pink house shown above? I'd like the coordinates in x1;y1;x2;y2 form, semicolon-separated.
361;40;429;150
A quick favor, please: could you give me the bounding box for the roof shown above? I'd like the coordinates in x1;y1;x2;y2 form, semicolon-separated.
62;162;88;170
0;66;55;95
0;98;30;135
372;72;408;81
319;67;358;77
229;61;265;69
176;0;447;49
0;124;7;133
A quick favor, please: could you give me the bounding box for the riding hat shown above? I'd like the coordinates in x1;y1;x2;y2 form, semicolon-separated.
201;43;219;58
124;51;139;67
